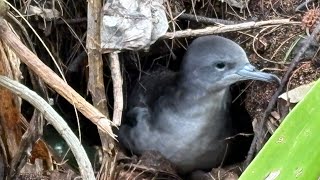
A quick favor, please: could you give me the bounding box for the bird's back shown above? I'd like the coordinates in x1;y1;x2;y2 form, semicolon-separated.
127;67;178;112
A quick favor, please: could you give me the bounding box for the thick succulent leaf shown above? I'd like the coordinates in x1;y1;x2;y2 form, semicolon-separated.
240;78;320;180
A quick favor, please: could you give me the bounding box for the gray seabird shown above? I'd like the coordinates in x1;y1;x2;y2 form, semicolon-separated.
118;35;279;174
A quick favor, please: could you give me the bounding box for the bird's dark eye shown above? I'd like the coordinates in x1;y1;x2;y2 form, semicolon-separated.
215;62;225;69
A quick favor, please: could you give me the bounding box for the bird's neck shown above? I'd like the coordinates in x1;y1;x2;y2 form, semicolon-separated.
177;74;228;101
174;84;230;112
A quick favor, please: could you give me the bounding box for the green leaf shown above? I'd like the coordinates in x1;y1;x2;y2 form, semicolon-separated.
240;78;320;180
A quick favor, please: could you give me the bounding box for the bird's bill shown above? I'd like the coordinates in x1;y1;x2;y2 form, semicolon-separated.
237;64;280;83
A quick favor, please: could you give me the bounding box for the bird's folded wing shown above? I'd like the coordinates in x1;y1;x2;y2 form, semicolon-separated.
126;67;178;118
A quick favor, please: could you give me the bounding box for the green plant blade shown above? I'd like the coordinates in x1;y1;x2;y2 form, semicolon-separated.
240;78;320;180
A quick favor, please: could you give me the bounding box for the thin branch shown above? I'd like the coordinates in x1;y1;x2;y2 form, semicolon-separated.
86;0;118;179
0;17;115;138
161;19;300;39
109;52;123;126
0;75;95;180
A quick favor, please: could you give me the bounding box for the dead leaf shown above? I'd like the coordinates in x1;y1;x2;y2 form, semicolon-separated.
278;82;315;103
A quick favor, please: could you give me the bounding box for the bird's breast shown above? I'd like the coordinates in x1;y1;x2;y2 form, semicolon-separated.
152;90;231;147
151;97;231;172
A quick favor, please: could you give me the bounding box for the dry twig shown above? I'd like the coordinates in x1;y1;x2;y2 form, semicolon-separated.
86;0;118;179
161;19;300;39
0;18;115;138
109;52;123;126
0;75;95;180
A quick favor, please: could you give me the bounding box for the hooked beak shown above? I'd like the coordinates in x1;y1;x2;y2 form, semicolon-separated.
237;64;280;84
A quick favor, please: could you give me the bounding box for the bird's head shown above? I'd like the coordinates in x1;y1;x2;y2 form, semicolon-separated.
180;35;280;91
